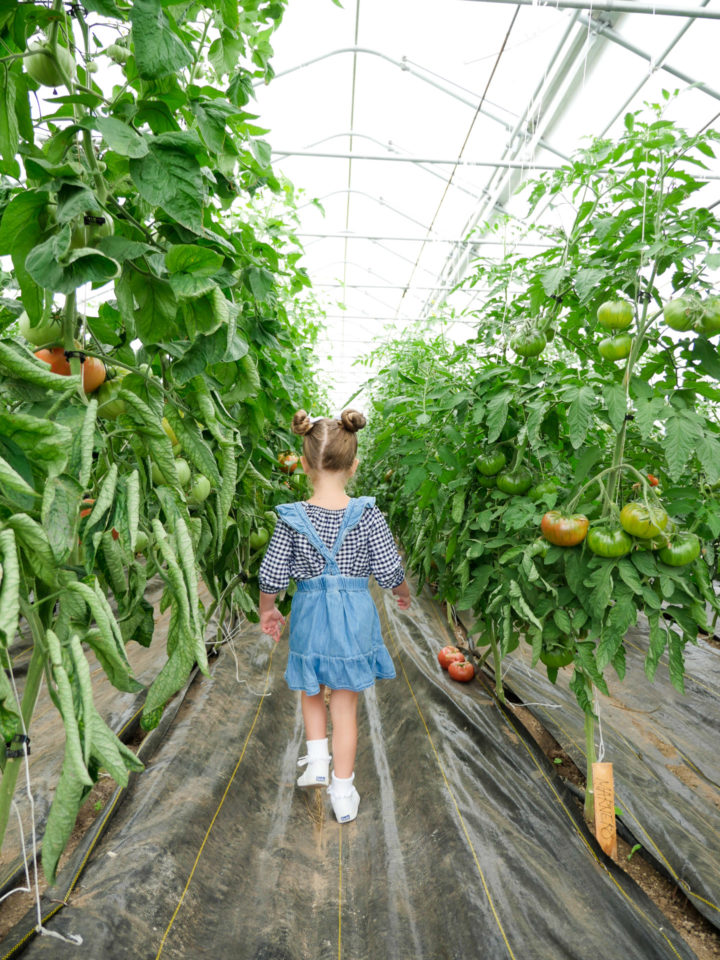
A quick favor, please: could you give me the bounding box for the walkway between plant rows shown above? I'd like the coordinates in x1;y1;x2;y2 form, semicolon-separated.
2;583;696;960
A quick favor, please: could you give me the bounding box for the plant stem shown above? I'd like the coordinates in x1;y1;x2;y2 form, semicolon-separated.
488;623;505;704
584;677;597;825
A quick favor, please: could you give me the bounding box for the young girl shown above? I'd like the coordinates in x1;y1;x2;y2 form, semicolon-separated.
258;408;411;824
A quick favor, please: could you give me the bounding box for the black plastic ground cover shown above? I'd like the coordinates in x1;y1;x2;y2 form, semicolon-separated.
480;621;720;931
0;582;171;894
2;585;697;960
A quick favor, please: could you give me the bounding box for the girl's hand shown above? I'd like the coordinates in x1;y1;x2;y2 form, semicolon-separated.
395;594;411;610
392;581;411;610
260;609;286;642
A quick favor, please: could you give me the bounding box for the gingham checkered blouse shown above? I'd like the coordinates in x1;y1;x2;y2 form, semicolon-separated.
258;502;405;594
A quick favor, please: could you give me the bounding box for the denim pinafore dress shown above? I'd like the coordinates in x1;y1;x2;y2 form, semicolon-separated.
276;497;396;696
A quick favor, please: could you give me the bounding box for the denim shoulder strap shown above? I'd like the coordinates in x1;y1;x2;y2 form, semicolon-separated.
329;497;376;559
274;502;335;567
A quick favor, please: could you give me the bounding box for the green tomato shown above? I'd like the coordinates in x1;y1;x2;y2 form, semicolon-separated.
476;475;496;489
619;501;669;539
539;647;575;669
495;467;533;495
134;530;149;553
587;526;633;558
476;450;506;476
70;213;114;249
105;43;130;64
18;311;62;347
264;510;277;525
658;532;700;567
598;333;632;361
151;462;165;485
528;480;558;500
25;40;75;87
511;330;546;358
663;296;700;332
96;380;126;419
597;300;633;331
188;475;211;504
696;297;720;337
249;528;269;550
544;325;555;342
175;458;191;488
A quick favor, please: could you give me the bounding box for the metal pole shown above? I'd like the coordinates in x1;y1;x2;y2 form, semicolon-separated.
462;0;720;18
599;0;712;135
254;46;571;161
294;232;551;246
577;11;720;102
316;283;481;291
290;132;488;202
272;149;561;170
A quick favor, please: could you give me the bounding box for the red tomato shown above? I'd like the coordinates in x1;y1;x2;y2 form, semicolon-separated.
35;347;70;376
647;474;659;487
278;452;300;475
437;645;464;670
79;498;95;518
448;660;475;682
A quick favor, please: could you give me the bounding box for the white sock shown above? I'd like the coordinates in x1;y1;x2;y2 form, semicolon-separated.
306;738;329;760
331;771;355;797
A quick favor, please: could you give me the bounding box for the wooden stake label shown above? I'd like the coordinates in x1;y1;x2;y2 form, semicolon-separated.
592;762;617;859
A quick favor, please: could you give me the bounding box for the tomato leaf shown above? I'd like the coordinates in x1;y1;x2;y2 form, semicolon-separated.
603;383;626;432
565;385;595;449
130;0;193;79
663;410;703;481
129;143;204;234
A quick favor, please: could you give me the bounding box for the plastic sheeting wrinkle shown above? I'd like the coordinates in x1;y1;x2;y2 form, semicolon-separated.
364;687;424;959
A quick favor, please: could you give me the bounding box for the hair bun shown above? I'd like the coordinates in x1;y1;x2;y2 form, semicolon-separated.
292;409;313;436
340;409;366;433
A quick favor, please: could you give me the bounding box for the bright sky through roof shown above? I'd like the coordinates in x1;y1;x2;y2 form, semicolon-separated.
254;0;720;411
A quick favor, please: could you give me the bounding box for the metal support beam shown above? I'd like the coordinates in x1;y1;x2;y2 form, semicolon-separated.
599;0;712;135
295;232;551;246
462;0;720;18
317;283;478;291
273;149;560;170
254;46;570;161
576;11;720;102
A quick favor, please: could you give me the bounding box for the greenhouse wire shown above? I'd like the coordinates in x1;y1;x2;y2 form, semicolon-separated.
395;5;522;319
423;9;583;317
342;0;362;307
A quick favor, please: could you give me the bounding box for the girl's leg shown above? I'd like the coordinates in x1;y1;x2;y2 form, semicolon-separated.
301;686;327;740
329;689;359;778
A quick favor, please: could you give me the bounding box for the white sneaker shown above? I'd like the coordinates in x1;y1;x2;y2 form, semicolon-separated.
328;779;360;823
297;755;330;788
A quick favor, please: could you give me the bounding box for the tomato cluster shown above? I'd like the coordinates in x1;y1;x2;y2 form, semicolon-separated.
437;645;475;682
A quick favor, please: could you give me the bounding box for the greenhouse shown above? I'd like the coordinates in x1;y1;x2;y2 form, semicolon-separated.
0;0;720;957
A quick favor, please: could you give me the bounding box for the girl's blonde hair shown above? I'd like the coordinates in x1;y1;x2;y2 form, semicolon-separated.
292;409;366;472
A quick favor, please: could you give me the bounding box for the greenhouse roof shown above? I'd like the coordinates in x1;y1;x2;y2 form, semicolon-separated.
253;0;720;408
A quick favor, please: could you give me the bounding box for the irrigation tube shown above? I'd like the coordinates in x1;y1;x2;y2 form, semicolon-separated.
463;0;720;19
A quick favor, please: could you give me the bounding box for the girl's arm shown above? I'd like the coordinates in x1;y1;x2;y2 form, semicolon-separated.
259;592;286;642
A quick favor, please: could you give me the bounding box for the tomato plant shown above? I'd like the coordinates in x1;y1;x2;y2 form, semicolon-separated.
0;0;324;881
360;107;720;826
